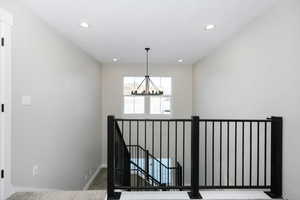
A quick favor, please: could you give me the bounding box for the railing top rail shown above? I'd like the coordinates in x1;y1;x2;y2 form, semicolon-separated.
199;119;271;122
115;118;192;122
115;118;271;122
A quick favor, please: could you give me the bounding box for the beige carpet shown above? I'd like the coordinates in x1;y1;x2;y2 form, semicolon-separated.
7;190;106;200
7;168;108;200
89;168;107;190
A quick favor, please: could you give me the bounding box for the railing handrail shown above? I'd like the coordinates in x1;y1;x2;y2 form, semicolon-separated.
116;118;192;122
130;161;161;185
116;118;271;122
199;119;271;122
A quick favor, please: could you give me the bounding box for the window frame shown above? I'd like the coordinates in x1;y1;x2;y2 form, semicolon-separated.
122;76;172;117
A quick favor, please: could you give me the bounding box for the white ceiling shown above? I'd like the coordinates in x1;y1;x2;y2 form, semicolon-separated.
21;0;277;64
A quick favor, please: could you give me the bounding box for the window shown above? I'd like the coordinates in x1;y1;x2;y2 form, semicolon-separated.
149;77;171;114
123;77;171;115
123;77;145;114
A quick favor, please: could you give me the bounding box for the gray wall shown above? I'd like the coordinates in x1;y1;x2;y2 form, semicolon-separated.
0;0;103;190
193;0;300;199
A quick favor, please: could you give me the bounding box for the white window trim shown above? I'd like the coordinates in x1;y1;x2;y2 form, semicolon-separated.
123;95;146;114
149;95;172;115
122;96;173;119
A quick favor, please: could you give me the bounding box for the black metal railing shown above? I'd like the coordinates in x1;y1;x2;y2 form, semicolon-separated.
107;116;282;200
198;118;272;189
116;118;190;189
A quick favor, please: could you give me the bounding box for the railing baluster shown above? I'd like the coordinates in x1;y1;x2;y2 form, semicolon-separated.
145;120;147;181
122;120;124;137
183;121;185;186
235;121;237;186
160;121;162;183
205;121;207;186
257;122;260;186
152;120;154;178
250;122;253;186
227;121;229;186
167;121;170;186
175;121;178;165
264;122;267;187
220;121;222;186
137;147;138;186
212;121;215;186
137;121;139;181
146;150;149;181
145;120;147;150
129;121;132;146
242;122;245;186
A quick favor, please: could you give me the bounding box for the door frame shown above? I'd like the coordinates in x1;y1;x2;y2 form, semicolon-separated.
0;8;13;200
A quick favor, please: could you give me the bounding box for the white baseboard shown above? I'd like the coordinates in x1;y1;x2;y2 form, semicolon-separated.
10;164;107;194
13;186;61;193
83;164;107;190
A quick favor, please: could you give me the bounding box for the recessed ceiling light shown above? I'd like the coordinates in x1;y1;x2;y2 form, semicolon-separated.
205;24;215;30
178;59;184;63
80;22;89;28
113;58;118;62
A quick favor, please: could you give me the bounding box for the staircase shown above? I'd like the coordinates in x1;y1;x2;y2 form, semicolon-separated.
113;122;182;190
128;145;182;188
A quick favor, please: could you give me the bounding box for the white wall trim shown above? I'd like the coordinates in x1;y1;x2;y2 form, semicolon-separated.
0;7;13;200
12;186;61;193
10;164;108;194
83;164;107;190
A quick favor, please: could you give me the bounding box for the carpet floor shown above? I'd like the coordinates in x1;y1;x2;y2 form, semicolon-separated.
7;190;106;200
7;169;108;200
88;168;107;190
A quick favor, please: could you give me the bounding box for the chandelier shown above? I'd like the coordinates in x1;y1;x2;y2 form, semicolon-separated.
131;48;163;96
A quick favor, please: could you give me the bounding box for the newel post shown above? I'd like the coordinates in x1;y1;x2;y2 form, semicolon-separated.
266;116;283;198
189;116;201;199
107;115;118;199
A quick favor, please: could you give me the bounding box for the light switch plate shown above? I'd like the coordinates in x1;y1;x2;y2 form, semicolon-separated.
22;96;32;105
